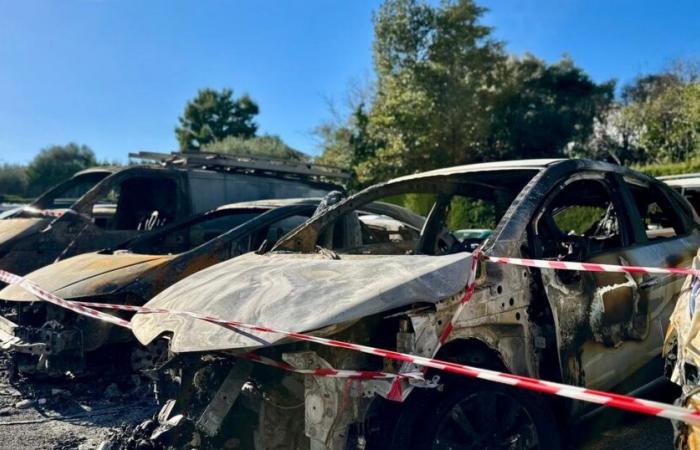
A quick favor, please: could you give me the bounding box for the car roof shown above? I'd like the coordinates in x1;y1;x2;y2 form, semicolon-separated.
213;197;322;212
74;166;121;176
388;159;564;184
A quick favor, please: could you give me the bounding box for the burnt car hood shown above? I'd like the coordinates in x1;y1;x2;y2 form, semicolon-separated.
0;252;173;302
131;251;472;353
0;218;46;247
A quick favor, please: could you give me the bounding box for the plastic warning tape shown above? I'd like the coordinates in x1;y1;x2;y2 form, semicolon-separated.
240;352;425;382
0;273;420;383
486;255;700;277
3;255;700;425
385;249;481;400
437;249;481;345
0;270;132;329
68;298;700;425
38;209;65;218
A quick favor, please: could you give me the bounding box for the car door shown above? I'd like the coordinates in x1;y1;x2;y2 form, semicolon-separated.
576;177;700;395
534;172;700;408
531;172;641;390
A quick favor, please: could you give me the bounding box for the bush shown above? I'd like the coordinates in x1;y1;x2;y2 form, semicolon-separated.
632;157;700;177
202;135;310;162
0;164;28;197
26;143;97;196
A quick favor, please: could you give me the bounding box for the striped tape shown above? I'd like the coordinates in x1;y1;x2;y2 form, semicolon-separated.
0;270;131;328
68;297;700;425
2;252;700;425
486;255;700;277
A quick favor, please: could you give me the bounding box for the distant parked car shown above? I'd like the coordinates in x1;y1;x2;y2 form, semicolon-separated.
0;152;347;277
0;198;424;377
660;173;700;215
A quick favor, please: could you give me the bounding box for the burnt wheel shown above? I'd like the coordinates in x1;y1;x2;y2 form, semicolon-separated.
392;382;560;450
431;389;538;449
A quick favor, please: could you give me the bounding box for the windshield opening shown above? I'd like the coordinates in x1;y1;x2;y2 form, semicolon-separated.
31;171;111;210
283;169;538;256
124;208;266;255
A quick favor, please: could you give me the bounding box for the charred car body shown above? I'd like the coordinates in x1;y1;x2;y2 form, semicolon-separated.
0;198;423;377
126;159;700;449
0;151;347;277
664;248;700;449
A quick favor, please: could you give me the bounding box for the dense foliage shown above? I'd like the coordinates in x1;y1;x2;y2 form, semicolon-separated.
176;88;259;151
26;144;98;196
317;0;616;187
0;144;99;201
202;135;309;161
316;0;700;190
0;164;29;200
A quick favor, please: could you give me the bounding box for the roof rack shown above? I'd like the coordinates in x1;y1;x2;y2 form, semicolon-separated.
128;151;351;182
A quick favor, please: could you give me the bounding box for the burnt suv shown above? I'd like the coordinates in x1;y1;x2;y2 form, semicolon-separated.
129;159;699;449
0;151;347;277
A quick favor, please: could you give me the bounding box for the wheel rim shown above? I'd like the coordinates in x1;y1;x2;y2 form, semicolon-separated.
431;390;540;450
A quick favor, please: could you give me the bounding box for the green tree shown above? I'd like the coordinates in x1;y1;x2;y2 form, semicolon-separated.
317;0;615;187
579;64;700;166
577;106;643;164
314;122;354;170
315;103;380;188
202;135;310;161
0;164;28;197
176;88;259;151
491;55;615;160
26;143;97;196
358;0;504;184
621;73;681;104
627;81;700;162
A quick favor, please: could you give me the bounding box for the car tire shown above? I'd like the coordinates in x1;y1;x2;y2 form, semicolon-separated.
390;380;560;450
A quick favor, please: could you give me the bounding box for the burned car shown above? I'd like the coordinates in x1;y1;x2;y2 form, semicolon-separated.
0;151;347;277
128;159;700;449
0;166;116;254
0;198;424;377
664;248;700;449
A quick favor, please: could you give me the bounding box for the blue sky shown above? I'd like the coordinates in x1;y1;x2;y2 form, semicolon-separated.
1;0;699;164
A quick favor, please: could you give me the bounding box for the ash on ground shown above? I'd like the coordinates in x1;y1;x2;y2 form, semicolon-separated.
0;353;157;450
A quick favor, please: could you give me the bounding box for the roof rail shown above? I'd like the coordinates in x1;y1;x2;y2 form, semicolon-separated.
128;151;351;182
657;173;700;181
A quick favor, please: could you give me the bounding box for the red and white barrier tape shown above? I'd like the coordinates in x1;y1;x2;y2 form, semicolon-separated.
38;209;66;218
0;270;132;329
240;352;425;382
3;253;700;425
486;255;700;277
67;298;700;425
386;249;481;400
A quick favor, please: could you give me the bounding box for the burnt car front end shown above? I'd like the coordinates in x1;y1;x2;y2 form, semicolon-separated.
129;251;473;449
0;253;172;376
0;199;328;377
